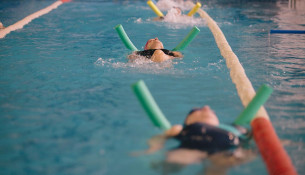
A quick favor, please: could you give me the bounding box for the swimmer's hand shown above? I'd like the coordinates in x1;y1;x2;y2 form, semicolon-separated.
165;125;183;137
145;125;182;154
171;51;183;58
130;125;182;156
146;134;167;154
127;52;138;60
130;134;167;156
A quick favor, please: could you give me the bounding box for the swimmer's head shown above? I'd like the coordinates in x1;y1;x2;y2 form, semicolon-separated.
184;106;219;126
172;7;182;16
144;37;164;50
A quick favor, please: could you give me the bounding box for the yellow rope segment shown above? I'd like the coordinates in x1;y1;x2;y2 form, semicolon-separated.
186;1;269;120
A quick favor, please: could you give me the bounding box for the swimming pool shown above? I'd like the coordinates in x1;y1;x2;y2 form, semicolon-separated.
0;0;304;174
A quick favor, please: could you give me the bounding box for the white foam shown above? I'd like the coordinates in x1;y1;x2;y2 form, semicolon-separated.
94;57;183;75
162;8;206;28
135;18;143;23
156;0;193;11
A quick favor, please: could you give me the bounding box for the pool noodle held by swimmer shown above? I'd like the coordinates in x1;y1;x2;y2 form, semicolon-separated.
114;24;138;51
147;0;164;17
114;24;200;62
132;80;171;130
187;2;202;16
114;24;200;51
131;80;273;134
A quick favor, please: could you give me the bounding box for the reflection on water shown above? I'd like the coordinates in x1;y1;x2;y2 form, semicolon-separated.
265;2;305;170
274;0;305;29
288;0;305;14
266;0;305;125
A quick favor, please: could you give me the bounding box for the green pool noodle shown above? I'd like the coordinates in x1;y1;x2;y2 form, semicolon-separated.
114;24;138;51
172;26;200;51
132;80;171;130
234;84;273;125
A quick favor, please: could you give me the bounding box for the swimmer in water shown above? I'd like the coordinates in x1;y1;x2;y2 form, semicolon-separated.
143;106;255;174
153;7;182;21
128;37;183;62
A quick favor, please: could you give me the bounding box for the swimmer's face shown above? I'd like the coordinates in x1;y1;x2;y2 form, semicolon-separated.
173;7;182;16
184;106;219;126
144;37;164;50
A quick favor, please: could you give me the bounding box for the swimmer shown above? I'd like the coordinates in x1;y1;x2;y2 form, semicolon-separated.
128;37;183;62
0;22;4;29
143;106;255;174
153;7;182;21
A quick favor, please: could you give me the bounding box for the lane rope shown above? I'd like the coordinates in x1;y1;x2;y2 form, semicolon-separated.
0;1;64;39
190;3;297;173
187;1;270;120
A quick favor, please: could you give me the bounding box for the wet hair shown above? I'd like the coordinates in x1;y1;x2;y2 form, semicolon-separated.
184;108;201;125
187;108;201;116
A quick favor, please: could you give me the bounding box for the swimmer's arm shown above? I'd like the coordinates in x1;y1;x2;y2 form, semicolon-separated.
146;134;167;154
146;125;183;154
153;16;164;21
171;51;183;58
165;125;183;137
130;134;167;156
127;52;138;59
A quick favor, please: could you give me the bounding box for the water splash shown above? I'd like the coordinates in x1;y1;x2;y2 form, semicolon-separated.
207;58;225;70
94;57;185;75
156;0;193;11
162;8;206;29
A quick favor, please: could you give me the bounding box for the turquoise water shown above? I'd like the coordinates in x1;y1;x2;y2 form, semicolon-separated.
0;0;304;174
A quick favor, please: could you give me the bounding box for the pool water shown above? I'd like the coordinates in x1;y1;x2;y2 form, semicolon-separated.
0;0;304;174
